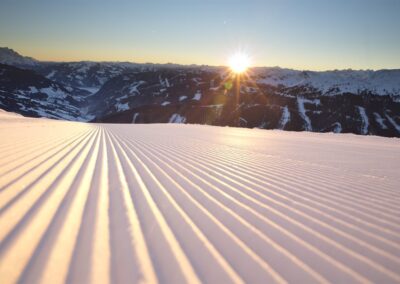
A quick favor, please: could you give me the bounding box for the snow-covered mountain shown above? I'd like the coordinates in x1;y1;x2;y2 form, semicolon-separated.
34;61;216;92
0;47;399;137
0;64;92;120
88;68;217;118
91;69;400;137
253;67;400;97
35;61;145;92
0;47;38;68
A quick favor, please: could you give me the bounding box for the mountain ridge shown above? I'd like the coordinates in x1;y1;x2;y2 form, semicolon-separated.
0;47;399;137
2;47;400;72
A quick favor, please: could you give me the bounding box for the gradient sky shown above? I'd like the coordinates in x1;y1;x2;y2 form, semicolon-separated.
1;0;399;70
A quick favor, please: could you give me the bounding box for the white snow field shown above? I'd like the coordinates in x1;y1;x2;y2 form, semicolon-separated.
0;110;400;284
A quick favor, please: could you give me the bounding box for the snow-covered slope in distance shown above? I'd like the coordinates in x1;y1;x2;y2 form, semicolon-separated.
0;47;399;136
2;47;399;98
254;67;400;97
0;47;38;68
0;64;92;121
0;112;399;283
37;61;143;90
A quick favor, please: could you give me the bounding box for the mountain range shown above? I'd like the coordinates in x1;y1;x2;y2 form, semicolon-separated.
0;47;399;137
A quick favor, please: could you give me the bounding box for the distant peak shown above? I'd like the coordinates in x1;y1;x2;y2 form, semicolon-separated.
0;47;38;67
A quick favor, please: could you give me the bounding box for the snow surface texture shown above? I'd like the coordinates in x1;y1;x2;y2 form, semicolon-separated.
0;111;400;283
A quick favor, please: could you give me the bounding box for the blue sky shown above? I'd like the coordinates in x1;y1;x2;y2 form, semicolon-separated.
0;0;399;70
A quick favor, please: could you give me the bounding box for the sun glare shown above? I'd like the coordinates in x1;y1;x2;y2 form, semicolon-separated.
229;52;251;74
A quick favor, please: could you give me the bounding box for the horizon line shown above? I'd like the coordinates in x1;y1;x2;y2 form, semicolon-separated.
2;46;400;73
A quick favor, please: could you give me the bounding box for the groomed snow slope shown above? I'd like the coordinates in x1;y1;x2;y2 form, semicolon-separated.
0;111;400;284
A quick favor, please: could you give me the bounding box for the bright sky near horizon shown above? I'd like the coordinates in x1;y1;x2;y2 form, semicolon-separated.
0;0;399;70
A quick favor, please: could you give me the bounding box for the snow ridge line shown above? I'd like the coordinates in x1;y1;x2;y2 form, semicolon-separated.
110;131;290;283
121;131;396;283
114;132;329;283
0;118;399;283
0;129;89;181
109;131;245;283
129;135;400;261
130;131;400;221
0;127;98;283
104;129;158;283
164;139;400;228
148;134;400;214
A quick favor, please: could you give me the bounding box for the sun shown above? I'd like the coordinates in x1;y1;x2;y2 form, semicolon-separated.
229;52;251;74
